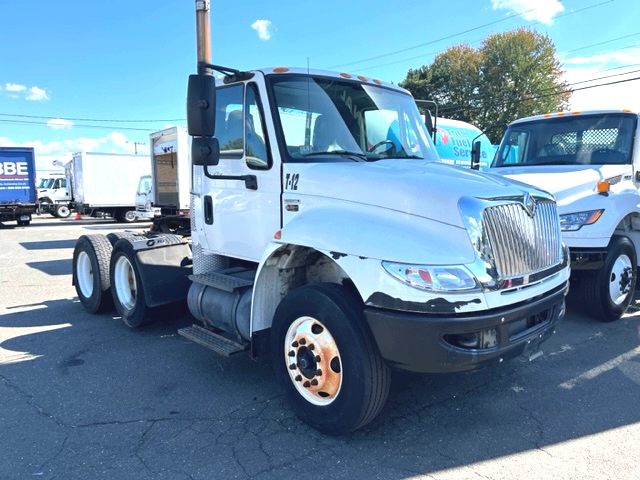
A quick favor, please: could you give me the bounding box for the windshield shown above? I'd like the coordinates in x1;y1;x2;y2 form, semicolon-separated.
38;178;55;189
268;74;438;162
137;175;153;195
493;113;637;167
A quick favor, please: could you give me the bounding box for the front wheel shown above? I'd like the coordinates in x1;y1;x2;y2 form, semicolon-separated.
271;283;390;435
55;204;71;218
109;238;149;328
72;234;113;313
583;235;637;322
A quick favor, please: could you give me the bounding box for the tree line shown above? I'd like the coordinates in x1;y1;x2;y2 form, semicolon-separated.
400;28;571;143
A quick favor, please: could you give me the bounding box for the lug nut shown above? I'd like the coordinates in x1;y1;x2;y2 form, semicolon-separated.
316;369;322;376
303;381;311;388
291;341;299;348
288;351;295;357
295;375;302;382
311;379;319;386
299;338;306;345
308;344;315;350
315;355;321;362
289;364;297;370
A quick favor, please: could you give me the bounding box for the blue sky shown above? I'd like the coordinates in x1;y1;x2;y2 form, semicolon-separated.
1;0;640;174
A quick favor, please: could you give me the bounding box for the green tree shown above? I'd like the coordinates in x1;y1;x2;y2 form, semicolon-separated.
400;28;570;143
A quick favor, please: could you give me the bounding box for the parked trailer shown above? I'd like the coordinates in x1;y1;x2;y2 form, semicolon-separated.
0;147;37;226
71;2;570;435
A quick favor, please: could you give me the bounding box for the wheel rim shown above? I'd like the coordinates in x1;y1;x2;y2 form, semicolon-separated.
609;253;634;305
284;316;342;406
76;251;94;298
124;211;136;222
114;255;137;310
58;206;70;218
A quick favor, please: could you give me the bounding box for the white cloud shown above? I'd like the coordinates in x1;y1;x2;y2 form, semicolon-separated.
251;19;272;41
492;0;564;24
3;83;49;101
5;83;27;92
26;86;49;101
563;47;640;111
47;118;74;130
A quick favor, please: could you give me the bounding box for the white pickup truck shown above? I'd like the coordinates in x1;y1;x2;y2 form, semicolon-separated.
488;110;640;322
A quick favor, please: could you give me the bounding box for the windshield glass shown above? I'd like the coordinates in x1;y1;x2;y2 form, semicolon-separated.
38;178;55;189
493;113;637;167
137;175;153;195
268;74;438;162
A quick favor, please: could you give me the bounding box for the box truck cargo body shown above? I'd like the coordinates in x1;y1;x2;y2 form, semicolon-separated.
72;152;150;222
0;147;37;226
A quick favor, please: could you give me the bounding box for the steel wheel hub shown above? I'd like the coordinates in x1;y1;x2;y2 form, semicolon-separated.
114;256;137;310
76;251;94;298
609;254;633;305
284;316;342;406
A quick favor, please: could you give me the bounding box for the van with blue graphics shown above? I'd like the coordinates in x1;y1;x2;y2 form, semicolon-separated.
0;147;37;226
434;117;494;170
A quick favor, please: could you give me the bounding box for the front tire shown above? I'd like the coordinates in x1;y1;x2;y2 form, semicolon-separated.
55;204;71;218
72;234;113;313
583;235;637;322
271;283;390;435
109;238;149;328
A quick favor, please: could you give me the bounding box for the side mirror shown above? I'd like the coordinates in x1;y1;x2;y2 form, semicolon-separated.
192;136;220;168
187;74;216;137
470;140;481;170
423;110;435;140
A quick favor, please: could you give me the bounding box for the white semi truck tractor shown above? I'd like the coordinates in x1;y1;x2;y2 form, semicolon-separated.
486;110;640;322
71;1;570;434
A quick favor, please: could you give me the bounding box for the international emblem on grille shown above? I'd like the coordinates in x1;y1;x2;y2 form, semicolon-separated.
522;192;537;217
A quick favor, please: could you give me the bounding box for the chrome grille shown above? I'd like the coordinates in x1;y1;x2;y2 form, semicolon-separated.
482;198;562;279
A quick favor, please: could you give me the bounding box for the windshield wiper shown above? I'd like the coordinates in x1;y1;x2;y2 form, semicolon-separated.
303;150;367;162
528;159;574;166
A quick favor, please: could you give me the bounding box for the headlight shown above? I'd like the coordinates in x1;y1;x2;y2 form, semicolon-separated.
382;262;478;292
559;210;603;231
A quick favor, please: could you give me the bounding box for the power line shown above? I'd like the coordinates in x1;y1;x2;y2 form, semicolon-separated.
328;0;613;71
0;113;183;123
354;0;615;74
0;119;156;131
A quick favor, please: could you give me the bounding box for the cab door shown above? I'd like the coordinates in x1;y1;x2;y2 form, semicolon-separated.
196;74;281;262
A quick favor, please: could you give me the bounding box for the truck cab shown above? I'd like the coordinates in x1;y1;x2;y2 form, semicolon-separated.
489;110;640;321
37;172;72;218
73;66;570;434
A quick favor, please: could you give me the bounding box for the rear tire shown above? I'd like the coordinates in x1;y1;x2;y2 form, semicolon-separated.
582;235;636;322
72;234;113;313
271;283;390;435
109;238;149;328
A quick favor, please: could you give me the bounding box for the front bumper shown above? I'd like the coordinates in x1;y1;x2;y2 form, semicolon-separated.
364;282;568;373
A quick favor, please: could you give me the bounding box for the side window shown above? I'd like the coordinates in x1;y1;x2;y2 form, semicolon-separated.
245;83;270;169
215;84;244;158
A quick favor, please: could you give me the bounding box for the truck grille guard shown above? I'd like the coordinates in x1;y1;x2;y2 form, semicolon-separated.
459;193;568;292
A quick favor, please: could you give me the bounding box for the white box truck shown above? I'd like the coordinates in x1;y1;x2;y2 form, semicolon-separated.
70;2;570;434
135;127;191;233
486;110;640;322
39;152;150;222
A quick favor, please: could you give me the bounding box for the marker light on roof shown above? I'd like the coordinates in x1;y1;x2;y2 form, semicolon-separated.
340;73;352;79
273;67;289;73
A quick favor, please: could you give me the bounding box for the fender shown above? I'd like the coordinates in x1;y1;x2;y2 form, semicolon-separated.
249;203;478;333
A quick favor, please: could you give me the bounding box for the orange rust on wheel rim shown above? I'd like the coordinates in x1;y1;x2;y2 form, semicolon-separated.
284;316;342;406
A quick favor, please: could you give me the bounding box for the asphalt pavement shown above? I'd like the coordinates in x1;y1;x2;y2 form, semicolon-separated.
1;215;639;479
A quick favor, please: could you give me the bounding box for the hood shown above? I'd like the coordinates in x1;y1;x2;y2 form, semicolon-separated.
294;160;550;228
490;164;630;207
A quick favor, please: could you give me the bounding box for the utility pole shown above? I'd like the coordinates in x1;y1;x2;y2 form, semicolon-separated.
127;141;146;154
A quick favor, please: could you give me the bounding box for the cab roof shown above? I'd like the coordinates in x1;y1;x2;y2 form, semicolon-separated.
510;109;640;125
